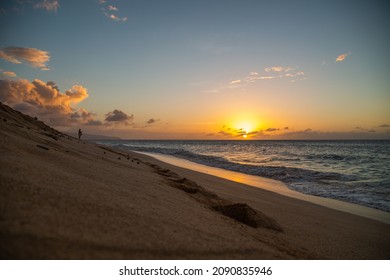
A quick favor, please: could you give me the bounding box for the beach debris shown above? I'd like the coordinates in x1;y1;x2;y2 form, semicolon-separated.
36;144;49;150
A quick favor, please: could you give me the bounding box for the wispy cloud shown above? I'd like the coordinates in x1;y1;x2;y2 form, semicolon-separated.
265;66;294;72
265;127;279;132
106;13;127;22
99;1;127;22
34;0;60;12
0;47;50;70
336;52;351;62
108;5;118;11
204;66;305;93
0;70;16;77
234;66;305;85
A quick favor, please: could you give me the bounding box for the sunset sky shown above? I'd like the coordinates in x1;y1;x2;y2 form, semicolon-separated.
1;0;389;139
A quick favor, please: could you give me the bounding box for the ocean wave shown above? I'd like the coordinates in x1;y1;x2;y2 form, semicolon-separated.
100;141;390;212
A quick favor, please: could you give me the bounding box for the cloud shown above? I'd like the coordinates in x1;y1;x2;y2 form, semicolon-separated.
100;1;127;22
230;79;241;84
336;52;351;62
0;51;21;64
224;66;305;90
108;5;118;11
0;70;16;77
147;118;160;125
0;47;50;70
106;13;127;22
285;71;305;78
218;131;232;137
105;109;133;125
212;125;390;140
265;127;279;132
379;124;390;128
0;78;96;126
258;76;275;80
265;66;293;72
34;0;59;12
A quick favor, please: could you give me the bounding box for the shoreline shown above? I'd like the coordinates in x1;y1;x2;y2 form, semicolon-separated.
138;152;390;225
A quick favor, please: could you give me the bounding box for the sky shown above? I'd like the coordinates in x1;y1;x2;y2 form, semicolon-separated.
0;0;389;139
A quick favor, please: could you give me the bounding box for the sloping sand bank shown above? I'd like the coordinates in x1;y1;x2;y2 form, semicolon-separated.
0;103;389;259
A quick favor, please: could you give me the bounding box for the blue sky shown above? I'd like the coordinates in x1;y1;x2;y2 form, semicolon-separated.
0;0;389;139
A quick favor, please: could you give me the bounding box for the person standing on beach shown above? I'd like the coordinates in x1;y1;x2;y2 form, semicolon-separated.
78;129;82;140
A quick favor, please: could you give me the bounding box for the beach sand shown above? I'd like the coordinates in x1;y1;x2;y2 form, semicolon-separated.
1;102;389;259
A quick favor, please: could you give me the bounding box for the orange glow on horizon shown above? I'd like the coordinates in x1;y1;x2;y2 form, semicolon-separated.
231;118;262;138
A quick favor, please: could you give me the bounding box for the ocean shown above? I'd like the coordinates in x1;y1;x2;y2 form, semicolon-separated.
97;140;390;212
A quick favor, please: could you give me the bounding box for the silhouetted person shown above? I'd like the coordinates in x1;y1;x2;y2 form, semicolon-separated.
78;129;82;140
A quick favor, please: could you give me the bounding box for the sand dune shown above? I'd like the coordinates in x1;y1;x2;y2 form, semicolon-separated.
0;102;389;259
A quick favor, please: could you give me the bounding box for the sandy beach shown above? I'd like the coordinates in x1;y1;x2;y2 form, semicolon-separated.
1;102;389;260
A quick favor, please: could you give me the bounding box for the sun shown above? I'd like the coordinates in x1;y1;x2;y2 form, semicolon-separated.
233;120;259;138
236;121;254;133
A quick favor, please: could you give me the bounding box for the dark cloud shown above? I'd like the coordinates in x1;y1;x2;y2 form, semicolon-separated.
105;109;133;125
218;131;231;137
247;131;260;135
46;81;59;92
85;120;103;126
265;127;279;132
284;127;289;130
379;124;390;128
147;118;160;125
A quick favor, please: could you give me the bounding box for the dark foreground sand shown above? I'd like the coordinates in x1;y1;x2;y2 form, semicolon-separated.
0;103;389;259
